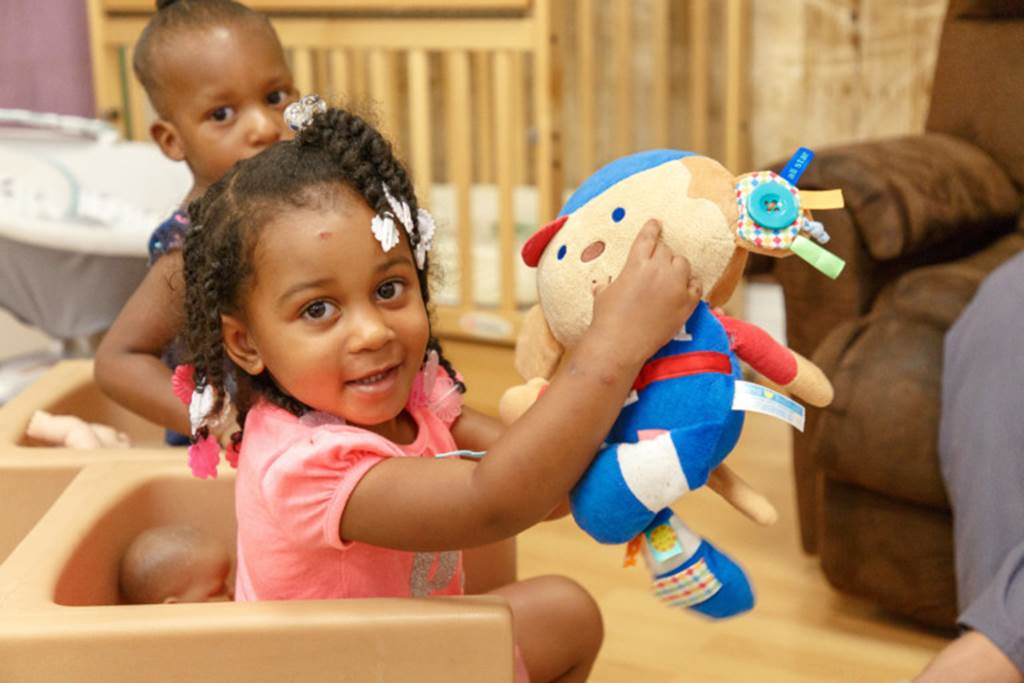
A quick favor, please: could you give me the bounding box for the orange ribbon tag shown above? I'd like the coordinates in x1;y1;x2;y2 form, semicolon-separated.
623;534;644;568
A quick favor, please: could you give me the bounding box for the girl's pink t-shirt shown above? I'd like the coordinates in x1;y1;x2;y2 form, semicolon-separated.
233;370;465;602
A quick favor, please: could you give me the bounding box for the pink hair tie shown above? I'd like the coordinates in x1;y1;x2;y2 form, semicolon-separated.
225;432;242;469
171;364;195;405
173;365;237;478
188;432;220;479
410;351;463;424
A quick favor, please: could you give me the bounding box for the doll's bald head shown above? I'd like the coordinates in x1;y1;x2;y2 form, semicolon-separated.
119;524;231;604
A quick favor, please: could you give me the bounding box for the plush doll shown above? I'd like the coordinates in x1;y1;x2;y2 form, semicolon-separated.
26;409;131;449
500;148;844;618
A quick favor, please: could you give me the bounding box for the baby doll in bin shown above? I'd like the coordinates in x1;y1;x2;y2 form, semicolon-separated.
26;410;131;449
119;524;232;604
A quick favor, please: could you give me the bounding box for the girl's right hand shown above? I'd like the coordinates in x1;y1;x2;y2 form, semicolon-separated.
589;219;702;366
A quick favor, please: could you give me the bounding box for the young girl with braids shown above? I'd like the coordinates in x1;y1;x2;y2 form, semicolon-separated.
95;0;296;445
180;101;702;682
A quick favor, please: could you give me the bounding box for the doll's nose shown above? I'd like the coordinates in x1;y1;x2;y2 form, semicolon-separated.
581;240;605;263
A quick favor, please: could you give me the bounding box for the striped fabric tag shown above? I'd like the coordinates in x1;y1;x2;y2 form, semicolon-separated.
652;558;722;608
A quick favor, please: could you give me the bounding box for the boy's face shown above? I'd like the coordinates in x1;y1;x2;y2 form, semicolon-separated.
222;191;431;439
151;20;297;193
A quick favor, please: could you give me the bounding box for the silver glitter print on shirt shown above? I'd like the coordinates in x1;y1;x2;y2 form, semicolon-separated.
409;551;459;597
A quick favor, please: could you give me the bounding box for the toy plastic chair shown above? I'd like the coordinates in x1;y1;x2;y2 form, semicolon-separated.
0;461;517;682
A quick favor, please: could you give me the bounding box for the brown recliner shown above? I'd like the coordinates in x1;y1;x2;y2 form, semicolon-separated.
766;0;1024;628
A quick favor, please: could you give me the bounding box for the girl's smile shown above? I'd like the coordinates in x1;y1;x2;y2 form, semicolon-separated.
346;364;400;392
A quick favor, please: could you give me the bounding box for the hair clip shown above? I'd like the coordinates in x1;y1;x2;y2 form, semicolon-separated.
283;94;327;132
370;211;400;253
372;184;436;269
414;208;436;270
383;185;413;235
171;364;233;479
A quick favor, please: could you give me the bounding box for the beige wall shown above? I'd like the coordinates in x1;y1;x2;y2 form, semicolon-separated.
748;0;946;167
562;0;945;174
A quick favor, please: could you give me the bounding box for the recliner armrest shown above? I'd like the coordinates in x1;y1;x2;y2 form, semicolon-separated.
799;132;1018;262
769;132;1020;358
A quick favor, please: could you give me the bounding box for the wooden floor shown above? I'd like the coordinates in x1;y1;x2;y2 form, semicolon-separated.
445;338;948;683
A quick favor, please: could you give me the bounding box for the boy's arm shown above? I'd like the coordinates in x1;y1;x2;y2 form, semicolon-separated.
94;252;191;435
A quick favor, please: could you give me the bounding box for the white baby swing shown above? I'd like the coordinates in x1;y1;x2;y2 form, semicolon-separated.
0;109;190;402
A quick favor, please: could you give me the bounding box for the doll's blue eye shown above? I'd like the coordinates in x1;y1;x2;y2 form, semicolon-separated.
612;207;626;223
557;245;567;260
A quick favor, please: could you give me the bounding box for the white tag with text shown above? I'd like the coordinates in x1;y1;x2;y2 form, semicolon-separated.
732;380;805;431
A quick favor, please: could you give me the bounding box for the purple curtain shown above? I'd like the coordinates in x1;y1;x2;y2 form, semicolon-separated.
0;0;95;117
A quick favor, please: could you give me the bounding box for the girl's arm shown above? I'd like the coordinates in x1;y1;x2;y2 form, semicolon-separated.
453;409;571;521
94;252;191;435
449;408;520;592
343;221;700;552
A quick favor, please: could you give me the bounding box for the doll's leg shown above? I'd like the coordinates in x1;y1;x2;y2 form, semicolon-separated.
571;421;724;544
642;509;754;619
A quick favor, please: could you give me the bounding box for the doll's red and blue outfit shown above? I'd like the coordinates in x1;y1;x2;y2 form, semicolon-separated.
571;301;799;618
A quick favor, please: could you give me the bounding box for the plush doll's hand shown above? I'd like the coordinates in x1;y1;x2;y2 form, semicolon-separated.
498;377;549;425
783;352;834;407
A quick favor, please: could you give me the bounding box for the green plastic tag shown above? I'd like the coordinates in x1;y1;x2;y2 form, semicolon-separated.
791;235;845;279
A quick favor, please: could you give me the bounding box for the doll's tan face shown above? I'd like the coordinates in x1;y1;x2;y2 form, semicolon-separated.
535;157;738;347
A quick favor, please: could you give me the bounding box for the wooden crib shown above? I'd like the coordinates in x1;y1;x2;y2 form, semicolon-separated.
87;0;751;345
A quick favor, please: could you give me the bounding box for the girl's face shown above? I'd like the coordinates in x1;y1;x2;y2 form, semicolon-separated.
222;191;430;438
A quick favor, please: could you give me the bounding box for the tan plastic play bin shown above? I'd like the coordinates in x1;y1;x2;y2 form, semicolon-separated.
0;461;515;681
0;360;179;562
0;362;516;681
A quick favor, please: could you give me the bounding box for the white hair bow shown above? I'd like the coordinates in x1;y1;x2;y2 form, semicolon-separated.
373;184;435;269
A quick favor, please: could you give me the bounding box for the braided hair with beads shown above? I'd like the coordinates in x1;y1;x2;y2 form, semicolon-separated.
182;104;463;448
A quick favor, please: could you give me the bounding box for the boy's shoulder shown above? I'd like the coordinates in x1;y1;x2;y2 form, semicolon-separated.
148;210;191;263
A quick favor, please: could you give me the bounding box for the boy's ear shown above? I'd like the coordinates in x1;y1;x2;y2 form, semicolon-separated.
150;119;186;162
221;314;265;376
